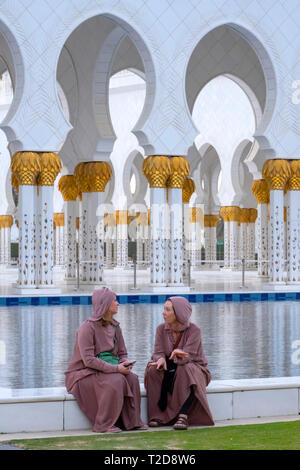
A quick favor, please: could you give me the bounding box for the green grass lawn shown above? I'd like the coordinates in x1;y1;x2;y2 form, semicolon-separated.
9;420;300;450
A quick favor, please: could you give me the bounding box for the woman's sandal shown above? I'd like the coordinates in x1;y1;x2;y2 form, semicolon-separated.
148;419;161;427
173;414;188;430
107;425;122;433
135;423;149;430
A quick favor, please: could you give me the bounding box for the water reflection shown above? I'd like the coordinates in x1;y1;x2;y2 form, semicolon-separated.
0;301;299;389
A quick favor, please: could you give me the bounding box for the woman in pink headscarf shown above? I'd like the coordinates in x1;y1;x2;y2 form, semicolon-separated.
144;296;214;430
65;287;147;433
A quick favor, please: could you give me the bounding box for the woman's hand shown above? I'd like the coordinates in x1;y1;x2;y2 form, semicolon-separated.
169;349;189;361
118;362;132;375
148;357;167;371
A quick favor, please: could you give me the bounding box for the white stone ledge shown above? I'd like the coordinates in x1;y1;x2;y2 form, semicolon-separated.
1;377;300;433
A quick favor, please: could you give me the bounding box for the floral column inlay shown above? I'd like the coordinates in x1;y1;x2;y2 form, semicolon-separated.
286;160;300;283
204;214;220;267
0;215;13;265
58;175;78;280
53;213;65;266
247;209;258;269
11;152;41;288
182;178;195;277
37;153;62;287
143;156;171;286
116;210;129;268
262;159;291;283
252;179;270;277
167;156;190;285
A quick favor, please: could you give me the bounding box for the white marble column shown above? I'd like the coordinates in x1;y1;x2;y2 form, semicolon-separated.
106;239;113;267
104;213;115;268
229;220;239;270
11;152;41;289
247;209;257;270
262;159;291;284
189;207;203;270
143;156;171;286
79;194;89;281
286;160;300;283
182;178;195;277
239;208;248;265
0;226;4;264
134;212;148;269
144;210;150;266
53;213;65;266
0;216;13;265
168;187;184;285
252;179;270;277
36;153;62;288
74;161;112;284
87;191;105;283
58;175;79;282
204;215;219;267
220;206;240;270
37;185;55;286
65;202;77;279
150;188;169;284
116;210;128;269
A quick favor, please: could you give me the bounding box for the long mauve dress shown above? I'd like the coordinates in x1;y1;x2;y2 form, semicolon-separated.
144;298;214;426
65;288;144;433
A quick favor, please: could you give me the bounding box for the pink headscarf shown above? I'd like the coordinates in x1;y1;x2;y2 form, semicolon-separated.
89;287;117;322
167;296;192;331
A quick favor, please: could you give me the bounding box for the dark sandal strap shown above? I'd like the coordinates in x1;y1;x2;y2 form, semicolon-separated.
149;419;160;427
174;416;188;429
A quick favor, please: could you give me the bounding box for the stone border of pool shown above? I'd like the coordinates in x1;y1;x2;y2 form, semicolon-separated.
1;291;300;306
1;377;300;433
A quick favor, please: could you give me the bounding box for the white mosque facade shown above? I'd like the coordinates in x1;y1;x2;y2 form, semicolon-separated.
0;0;299;292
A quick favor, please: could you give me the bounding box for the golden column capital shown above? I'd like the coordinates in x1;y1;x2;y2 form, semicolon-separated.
220;206;240;222
204;214;220;227
116;210;129;225
11;173;19;193
74;162;90;195
53;213;64;229
85;161;112;192
134;212;148;226
167;156;190;189
248;208;258;223
262;159;291;190
11;152;41;186
143;155;171;188
252;179;270;204
182;177;195;203
104;213;115;227
58;175;78;201
286;160;300;191
38;153;62;186
189;207;203;223
239;208;249;224
0;215;13;228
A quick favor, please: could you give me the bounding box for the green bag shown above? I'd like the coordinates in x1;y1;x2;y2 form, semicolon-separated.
97;325;119;365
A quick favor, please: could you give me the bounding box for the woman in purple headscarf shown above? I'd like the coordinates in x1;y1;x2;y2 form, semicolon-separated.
65;287;147;433
144;296;214;430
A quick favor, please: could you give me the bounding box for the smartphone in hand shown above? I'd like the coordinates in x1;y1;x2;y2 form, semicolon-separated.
124;361;136;368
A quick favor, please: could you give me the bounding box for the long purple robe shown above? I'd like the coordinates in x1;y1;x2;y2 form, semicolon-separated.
65;288;144;432
144;297;214;426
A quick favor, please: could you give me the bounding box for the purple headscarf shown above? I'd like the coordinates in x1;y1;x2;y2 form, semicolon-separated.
167;296;192;331
89;287;117;322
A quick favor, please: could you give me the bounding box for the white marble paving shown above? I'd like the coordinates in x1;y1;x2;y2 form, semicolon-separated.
0;265;299;296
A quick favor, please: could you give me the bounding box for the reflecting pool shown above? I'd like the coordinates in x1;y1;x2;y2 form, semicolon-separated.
0;301;300;389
